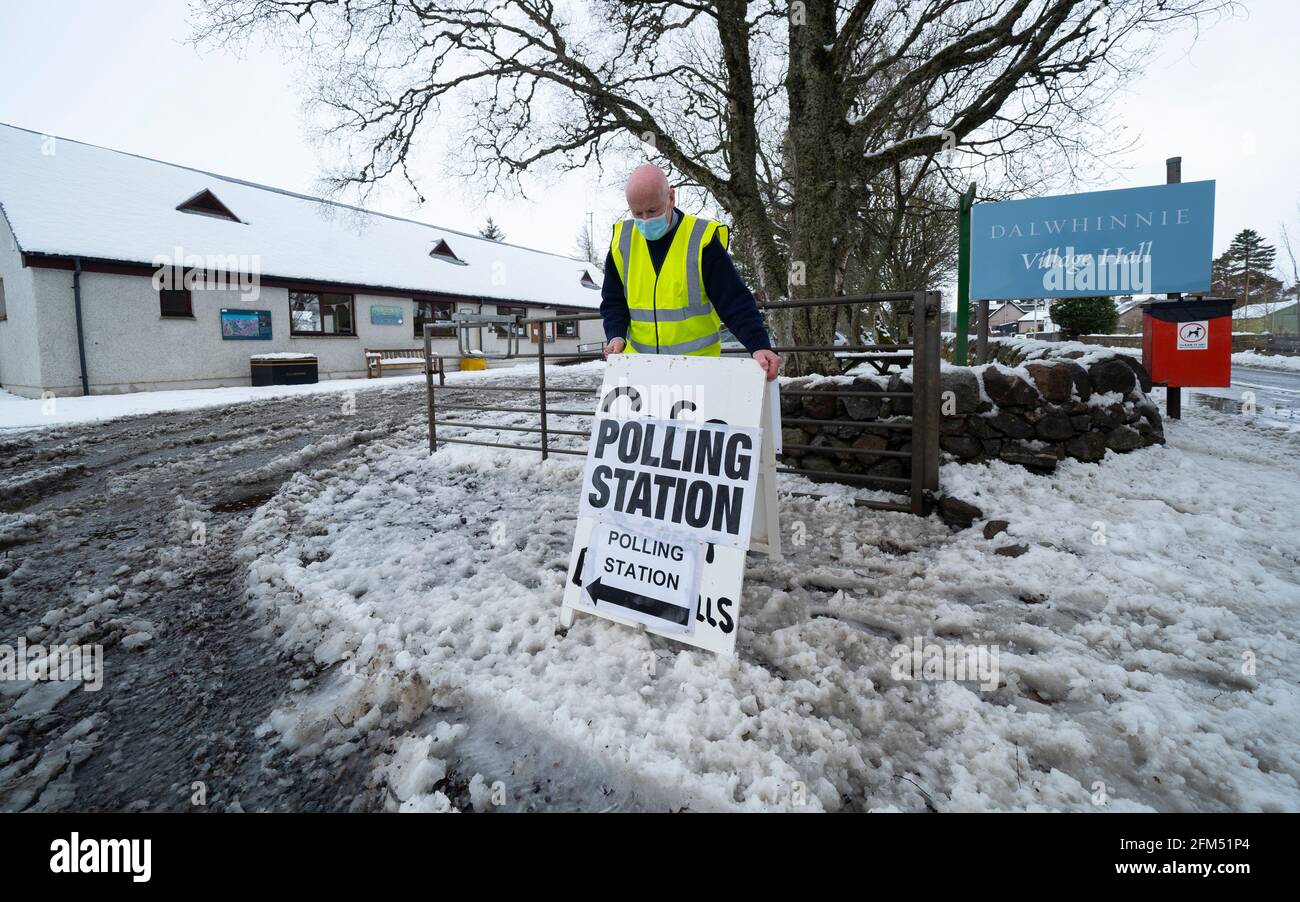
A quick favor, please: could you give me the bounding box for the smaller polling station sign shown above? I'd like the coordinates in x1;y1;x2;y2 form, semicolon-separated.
580;520;701;635
561;354;780;655
970;181;1214;301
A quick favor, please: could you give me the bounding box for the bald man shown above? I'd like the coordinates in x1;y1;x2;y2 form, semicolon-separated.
601;164;781;380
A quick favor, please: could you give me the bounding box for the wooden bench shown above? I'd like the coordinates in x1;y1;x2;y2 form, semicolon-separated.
364;348;441;379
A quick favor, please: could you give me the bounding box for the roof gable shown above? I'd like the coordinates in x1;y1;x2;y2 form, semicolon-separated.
429;238;465;264
177;188;241;222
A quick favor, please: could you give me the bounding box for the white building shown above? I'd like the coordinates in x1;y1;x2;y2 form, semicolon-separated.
1016;305;1056;335
0;123;604;398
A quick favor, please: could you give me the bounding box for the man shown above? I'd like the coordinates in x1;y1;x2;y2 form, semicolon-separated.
601;164;781;381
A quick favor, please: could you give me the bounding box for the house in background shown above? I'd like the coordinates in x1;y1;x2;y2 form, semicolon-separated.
1016;305;1055;335
940;301;1027;335
1115;297;1144;333
1232;301;1299;334
0;123;605;398
985;301;1028;335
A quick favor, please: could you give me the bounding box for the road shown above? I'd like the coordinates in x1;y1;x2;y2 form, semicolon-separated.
0;381;430;811
1185;364;1300;428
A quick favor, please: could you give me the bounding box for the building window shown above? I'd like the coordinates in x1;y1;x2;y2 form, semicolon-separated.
557;318;578;338
159;288;192;318
290;291;355;336
494;305;527;338
414;300;456;338
0;277;6;321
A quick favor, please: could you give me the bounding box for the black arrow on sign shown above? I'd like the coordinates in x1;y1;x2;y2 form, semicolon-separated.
585;578;690;626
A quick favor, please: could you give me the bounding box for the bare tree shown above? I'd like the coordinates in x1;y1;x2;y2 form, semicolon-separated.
194;0;1234;373
1280;203;1300;334
575;219;604;268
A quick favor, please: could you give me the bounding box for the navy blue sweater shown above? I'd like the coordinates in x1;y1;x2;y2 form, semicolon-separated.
600;210;772;353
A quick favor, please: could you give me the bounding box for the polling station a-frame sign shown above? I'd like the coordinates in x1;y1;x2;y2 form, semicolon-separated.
560;355;782;656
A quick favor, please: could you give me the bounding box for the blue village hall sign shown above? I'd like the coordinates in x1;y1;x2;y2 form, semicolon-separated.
970;181;1215;301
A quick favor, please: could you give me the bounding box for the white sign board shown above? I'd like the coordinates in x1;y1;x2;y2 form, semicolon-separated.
1177;320;1209;350
581;519;700;635
561;355;781;655
579;415;761;549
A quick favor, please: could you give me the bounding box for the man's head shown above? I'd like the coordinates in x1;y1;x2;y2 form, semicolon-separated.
625;163;675;222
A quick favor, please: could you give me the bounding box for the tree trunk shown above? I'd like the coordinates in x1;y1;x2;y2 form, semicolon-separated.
774;2;852;375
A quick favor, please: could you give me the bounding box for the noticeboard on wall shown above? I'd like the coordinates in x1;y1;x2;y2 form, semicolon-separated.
220;308;273;340
370;304;404;326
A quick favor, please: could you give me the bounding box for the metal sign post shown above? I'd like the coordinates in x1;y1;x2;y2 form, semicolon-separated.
1165;156;1183;420
953;182;977;365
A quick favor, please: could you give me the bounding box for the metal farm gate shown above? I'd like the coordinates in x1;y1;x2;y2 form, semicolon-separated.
422;292;941;515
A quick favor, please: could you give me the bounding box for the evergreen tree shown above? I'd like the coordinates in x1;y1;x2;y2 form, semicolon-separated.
1049;297;1119;338
478;217;506;242
1212;228;1282;307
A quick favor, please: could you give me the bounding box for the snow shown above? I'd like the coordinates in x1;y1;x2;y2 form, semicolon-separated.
0;123;602;308
235;364;1300;812
250;353;319;361
0;363;537;433
1004;335;1300;374
997;335;1141;365
1233;351;1300;373
1017;309;1052;322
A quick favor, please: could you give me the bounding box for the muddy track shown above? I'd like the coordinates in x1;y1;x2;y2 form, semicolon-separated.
0;383;427;811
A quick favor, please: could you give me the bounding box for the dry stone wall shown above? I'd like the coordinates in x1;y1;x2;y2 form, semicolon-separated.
778;340;1163;484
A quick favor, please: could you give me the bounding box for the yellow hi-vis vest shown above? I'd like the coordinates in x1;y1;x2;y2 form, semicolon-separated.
610;213;727;355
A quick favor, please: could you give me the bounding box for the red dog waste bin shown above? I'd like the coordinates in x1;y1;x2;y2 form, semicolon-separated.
1140;298;1232;388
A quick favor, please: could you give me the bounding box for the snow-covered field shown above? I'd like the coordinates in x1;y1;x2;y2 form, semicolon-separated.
235;367;1300;812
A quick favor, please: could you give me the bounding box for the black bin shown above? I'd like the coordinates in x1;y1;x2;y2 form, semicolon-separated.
251;355;319;386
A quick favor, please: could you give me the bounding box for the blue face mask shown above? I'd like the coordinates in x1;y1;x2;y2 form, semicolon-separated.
634;210;672;241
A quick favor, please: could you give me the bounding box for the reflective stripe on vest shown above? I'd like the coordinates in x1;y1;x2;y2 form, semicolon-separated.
610;213;725;356
627;331;720;355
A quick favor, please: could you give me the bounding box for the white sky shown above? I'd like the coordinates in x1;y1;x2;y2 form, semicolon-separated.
0;0;1296;278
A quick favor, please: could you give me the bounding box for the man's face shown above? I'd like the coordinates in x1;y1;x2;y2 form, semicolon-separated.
628;186;675;221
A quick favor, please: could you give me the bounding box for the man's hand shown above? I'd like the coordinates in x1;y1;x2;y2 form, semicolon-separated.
753;349;781;381
604;338;626;357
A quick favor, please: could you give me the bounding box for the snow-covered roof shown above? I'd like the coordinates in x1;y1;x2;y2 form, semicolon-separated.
1018;308;1051;321
1233;302;1296;319
0;122;603;308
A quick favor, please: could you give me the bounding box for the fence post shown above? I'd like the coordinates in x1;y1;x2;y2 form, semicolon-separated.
910;292;927;514
976;299;990;364
924;291;942;493
424;322;437;454
537;321;549;461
